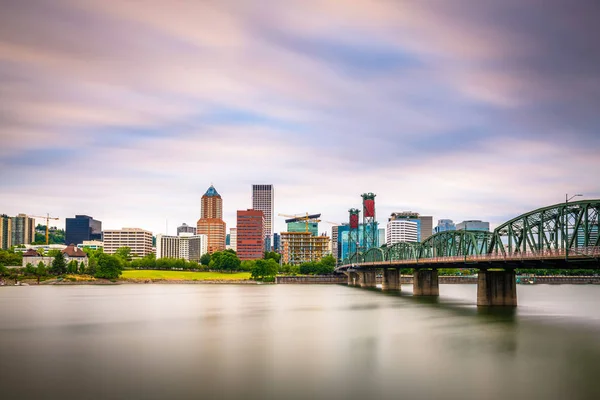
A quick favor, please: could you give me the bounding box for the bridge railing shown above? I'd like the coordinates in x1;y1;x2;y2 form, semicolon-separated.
337;246;600;268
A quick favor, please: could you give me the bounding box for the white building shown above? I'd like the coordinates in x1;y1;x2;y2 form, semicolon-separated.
77;240;104;250
229;228;237;252
103;228;153;258
386;220;418;245
252;184;273;239
156;233;208;262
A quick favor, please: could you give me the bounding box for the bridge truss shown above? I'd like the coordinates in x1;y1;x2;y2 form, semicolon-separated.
340;200;600;268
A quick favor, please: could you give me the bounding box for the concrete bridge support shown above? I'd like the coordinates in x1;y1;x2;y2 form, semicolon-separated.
382;269;400;291
347;271;359;287
358;270;377;288
477;270;517;306
413;269;439;296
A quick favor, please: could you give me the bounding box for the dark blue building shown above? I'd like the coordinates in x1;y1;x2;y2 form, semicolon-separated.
273;233;281;252
65;215;102;246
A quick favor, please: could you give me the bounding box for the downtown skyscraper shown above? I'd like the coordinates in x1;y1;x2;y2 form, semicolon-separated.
252;184;274;241
196;185;226;253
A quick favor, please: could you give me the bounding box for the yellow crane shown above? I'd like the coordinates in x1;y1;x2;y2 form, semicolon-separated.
278;213;321;233
29;213;59;245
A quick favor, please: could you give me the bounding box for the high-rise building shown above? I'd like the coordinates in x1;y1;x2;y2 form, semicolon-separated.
378;228;385;248
102;228;153;257
281;232;330;265
177;223;196;236
332;225;340;260
196;185;226;254
388;212;433;242
386;220;418;245
10;214;36;246
287;221;319;236
0;215;12;249
252;184;274;240
273;233;281;253
236;209;264;260
156;233;208;262
434;219;456;234
65;215;102;246
456;220;490;232
1;214;37;249
230;228;237;252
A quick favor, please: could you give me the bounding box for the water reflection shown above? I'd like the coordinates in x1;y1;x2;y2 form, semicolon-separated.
1;284;600;400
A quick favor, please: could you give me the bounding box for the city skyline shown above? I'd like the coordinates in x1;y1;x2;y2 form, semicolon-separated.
1;1;599;236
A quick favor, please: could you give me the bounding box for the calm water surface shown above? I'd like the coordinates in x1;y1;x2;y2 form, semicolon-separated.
1;284;600;400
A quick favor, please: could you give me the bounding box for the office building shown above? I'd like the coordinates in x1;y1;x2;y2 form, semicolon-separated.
378;228;385;248
264;236;271;252
332;225;340;260
287;221;319;236
230;228;237;252
177;223;196;236
197;185;226;254
388;212;433;242
456;220;490;232
0;213;37;249
252;184;274;239
0;215;13;249
386;220;418;245
11;214;36;246
156;233;207;262
103;228;153;257
434;219;456;234
281;232;330;265
273;233;281;252
237;209;264;260
65;215;102;246
77;240;104;250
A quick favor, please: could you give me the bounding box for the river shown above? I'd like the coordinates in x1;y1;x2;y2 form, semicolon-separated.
1;284;600;400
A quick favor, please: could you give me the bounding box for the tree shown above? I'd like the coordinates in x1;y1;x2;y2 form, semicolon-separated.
209;251;241;272
264;251;281;264
79;261;86;274
36;261;47;284
25;262;36;275
95;253;123;279
200;253;211;266
251;259;279;281
67;260;78;274
50;252;67;275
86;256;98;276
115;247;133;263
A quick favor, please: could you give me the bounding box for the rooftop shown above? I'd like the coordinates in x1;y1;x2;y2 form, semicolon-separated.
204;185;220;197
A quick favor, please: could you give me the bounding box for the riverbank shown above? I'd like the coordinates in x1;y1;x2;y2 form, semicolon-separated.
3;273;600;286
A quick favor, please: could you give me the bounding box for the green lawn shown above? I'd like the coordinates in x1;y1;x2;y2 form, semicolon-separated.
121;270;251;281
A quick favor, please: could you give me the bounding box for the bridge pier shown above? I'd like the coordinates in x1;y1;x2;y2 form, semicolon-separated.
413;269;439;296
347;271;359;287
382;269;400;291
358;270;377;288
477;270;517;306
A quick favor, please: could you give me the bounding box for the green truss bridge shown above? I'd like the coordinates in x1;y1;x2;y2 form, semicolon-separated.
337;199;600;306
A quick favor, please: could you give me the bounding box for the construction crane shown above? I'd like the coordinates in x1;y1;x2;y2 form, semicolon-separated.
29;213;59;245
278;213;321;233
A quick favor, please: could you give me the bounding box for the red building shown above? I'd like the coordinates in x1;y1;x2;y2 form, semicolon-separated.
236;209;264;260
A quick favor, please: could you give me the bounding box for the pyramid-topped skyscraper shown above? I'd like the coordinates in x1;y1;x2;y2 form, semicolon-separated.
197;185;226;253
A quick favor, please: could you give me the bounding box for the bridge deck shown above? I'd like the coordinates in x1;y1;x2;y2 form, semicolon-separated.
339;247;600;270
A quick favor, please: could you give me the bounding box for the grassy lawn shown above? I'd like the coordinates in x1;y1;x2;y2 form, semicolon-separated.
121;270;251;281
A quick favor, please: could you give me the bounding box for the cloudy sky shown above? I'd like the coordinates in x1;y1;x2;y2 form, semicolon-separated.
1;0;599;236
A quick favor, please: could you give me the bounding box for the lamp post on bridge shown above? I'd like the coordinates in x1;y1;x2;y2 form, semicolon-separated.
565;193;583;262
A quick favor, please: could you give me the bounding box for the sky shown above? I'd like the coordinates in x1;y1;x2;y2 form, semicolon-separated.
1;0;599;236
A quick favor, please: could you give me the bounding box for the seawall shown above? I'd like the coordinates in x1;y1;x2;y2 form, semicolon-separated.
276;275;347;284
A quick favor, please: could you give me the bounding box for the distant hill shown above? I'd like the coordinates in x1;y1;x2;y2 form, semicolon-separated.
33;224;65;245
